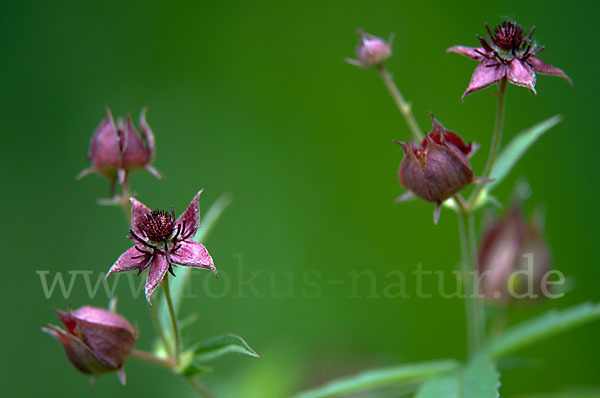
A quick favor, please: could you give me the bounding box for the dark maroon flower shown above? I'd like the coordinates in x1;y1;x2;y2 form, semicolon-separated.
346;29;392;68
478;204;551;302
395;114;489;224
77;107;161;187
448;20;572;99
42;306;136;384
106;190;216;303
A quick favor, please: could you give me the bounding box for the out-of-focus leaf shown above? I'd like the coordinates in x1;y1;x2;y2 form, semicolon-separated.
462;355;499;398
295;360;460;398
484;115;562;193
486;302;600;359
192;333;259;363
415;375;459;398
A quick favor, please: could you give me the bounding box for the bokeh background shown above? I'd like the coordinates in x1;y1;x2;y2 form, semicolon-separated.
2;0;598;396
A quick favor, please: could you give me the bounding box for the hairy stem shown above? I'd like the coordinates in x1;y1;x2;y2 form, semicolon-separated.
129;349;174;368
456;199;486;355
470;77;507;206
163;276;181;365
150;295;173;358
376;64;424;142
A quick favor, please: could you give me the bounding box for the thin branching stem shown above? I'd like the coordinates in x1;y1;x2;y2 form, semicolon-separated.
150;295;173;358
163;276;181;365
456;196;486;355
129;349;174;368
376;64;424;142
470;77;507;206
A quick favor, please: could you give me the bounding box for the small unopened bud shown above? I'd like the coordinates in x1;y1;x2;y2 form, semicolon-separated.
347;29;392;68
42;306;137;385
478;204;551;303
77;107;161;186
395;114;490;224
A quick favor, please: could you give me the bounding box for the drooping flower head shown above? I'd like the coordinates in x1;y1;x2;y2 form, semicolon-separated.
42;305;137;385
346;29;392;68
395;114;489;224
448;20;572;99
478;203;551;302
106;190;216;303
77;107;161;190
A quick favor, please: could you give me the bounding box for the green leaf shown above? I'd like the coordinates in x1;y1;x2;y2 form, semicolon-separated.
191;333;259;363
485;302;600;360
462;355;499;398
157;193;233;334
179;361;213;377
484;114;562;194
415;376;459;398
294;360;460;398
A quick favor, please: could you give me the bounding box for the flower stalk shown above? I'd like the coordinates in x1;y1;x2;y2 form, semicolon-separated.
129;349;175;368
469;76;507;207
150;295;173;358
376;64;424;142
163;276;181;365
456;203;486;354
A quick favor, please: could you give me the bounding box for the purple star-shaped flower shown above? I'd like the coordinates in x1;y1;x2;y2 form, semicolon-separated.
448;20;572;100
106;190;216;303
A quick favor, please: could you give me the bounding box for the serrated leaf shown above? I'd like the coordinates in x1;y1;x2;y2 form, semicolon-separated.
462;356;499;398
486;302;600;360
156;194;233;335
484;115;562;193
416;375;459;398
294;360;460;398
192;333;259;363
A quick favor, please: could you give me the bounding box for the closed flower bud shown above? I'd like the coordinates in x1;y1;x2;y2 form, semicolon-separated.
42;306;137;384
478;204;551;302
347;29;392;68
77;107;161;187
395;114;489;223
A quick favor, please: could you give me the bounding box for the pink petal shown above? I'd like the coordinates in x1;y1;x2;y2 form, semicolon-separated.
145;255;169;303
507;60;536;93
463;60;508;100
447;46;486;60
106;246;145;278
170;241;216;274
130;197;151;237
528;57;572;85
176;190;203;239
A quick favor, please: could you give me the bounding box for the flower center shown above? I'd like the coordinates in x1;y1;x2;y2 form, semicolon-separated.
491;21;526;53
139;209;176;243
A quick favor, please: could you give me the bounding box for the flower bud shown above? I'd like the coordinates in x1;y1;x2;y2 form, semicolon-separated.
77;107;160;185
42;306;137;384
395;114;488;223
347;29;392;68
478;204;551;303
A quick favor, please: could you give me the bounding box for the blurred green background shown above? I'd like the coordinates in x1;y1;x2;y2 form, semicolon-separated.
2;0;598;396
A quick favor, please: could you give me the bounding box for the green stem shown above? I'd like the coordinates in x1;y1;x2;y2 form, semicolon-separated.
185;376;216;398
456;202;486;355
129;349;175;368
120;175;131;220
163;276;181;365
469;77;507;206
376;64;424;142
150;295;173;358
